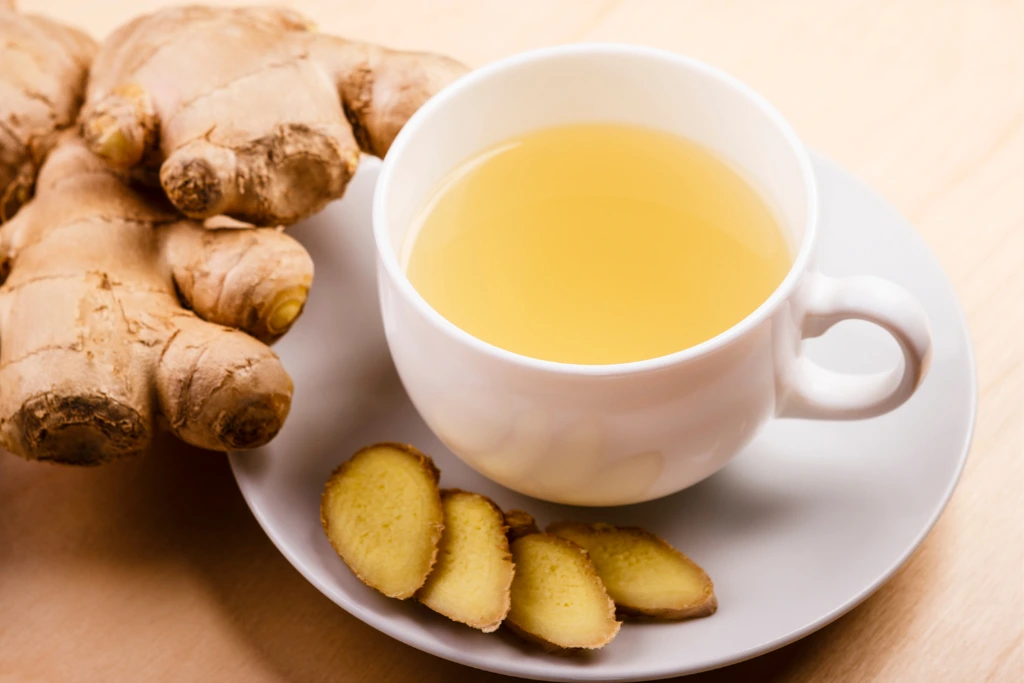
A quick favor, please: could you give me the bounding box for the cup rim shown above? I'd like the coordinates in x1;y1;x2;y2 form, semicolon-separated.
373;42;818;377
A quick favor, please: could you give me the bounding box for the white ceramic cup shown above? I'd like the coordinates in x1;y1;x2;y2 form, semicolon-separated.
373;44;932;506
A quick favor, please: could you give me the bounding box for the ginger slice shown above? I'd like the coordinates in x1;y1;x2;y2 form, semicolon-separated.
416;490;514;632
506;532;620;651
320;443;444;599
504;508;540;543
547;522;717;620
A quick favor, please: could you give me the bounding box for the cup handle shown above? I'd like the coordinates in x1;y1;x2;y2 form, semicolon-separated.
779;272;932;420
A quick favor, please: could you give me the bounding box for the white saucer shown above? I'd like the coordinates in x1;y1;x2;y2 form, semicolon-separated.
229;153;976;682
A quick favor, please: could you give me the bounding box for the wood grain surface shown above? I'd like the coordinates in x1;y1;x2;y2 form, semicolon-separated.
2;2;1021;681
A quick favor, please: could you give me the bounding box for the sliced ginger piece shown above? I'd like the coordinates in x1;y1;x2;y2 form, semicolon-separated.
547;522;717;620
506;532;620;651
416;490;514;632
504;508;540;543
320;443;444;599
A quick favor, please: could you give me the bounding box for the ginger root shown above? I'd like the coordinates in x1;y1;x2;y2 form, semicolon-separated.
0;2;95;220
416;490;515;632
506;530;621;651
80;5;467;226
320;443;445;599
548;522;717;620
0;134;312;464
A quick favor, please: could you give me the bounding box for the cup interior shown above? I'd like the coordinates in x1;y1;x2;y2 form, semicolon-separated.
375;44;817;369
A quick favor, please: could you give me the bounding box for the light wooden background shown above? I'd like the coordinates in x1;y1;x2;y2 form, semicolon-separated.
2;1;1021;681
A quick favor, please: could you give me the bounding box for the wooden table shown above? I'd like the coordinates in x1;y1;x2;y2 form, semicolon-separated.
2;2;1021;681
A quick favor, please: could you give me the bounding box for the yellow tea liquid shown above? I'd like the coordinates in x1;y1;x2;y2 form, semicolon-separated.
404;123;791;364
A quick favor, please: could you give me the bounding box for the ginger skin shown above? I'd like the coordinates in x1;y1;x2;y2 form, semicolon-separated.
0;1;95;220
0;135;313;465
80;5;468;226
